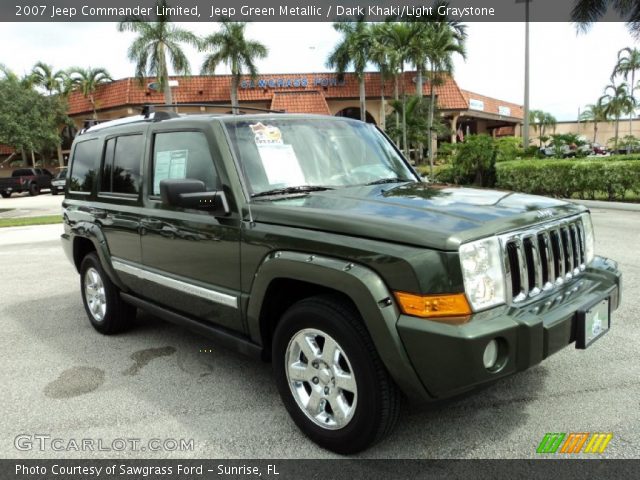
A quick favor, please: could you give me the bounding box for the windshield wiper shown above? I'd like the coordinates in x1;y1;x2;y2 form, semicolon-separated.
365;177;414;186
251;185;334;198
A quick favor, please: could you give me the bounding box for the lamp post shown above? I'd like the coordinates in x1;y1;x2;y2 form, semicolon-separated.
516;0;531;150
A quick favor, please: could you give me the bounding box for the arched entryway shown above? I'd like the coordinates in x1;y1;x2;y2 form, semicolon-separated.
335;107;376;125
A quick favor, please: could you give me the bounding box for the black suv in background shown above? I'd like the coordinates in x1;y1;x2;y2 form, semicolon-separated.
0;168;52;197
61;108;621;453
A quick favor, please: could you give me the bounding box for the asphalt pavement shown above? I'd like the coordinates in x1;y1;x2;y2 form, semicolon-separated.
0;210;638;459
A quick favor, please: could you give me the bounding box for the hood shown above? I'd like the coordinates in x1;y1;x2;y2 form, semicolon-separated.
250;183;586;250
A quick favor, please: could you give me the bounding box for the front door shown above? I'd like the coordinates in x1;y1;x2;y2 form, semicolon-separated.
138;129;242;333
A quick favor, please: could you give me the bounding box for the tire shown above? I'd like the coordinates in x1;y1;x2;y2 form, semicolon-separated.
79;253;135;334
272;295;400;454
51;188;58;195
0;191;10;198
28;183;39;196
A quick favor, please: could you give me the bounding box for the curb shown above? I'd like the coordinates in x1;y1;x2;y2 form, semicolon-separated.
564;199;640;212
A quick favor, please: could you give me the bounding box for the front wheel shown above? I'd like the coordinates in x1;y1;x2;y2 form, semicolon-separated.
272;295;400;454
0;191;10;198
80;253;135;334
28;183;39;196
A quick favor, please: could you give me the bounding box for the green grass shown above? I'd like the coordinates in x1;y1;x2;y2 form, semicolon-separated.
0;215;62;228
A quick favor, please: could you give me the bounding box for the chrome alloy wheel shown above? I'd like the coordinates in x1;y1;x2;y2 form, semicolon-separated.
84;267;107;322
285;328;357;430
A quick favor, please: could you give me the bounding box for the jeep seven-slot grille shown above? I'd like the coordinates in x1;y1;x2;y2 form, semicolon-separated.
503;217;586;303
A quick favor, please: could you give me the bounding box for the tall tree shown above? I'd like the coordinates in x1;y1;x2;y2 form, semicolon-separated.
421;19;466;171
599;82;635;151
30;62;67;95
327;18;372;122
200;19;268;114
118;0;199;106
611;47;640;148
572;1;640;37
529;110;557;147
580;100;609;143
68;67;113;119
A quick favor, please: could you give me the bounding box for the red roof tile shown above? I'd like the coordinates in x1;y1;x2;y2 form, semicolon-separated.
270;90;331;115
65;72;521;120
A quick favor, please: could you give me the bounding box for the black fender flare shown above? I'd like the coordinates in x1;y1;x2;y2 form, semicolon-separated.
246;250;430;402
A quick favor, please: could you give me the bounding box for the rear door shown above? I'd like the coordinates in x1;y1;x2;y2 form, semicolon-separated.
138;126;243;333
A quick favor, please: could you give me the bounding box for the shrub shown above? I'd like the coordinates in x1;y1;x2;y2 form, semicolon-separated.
451;134;497;187
496;159;640;200
495;136;522;162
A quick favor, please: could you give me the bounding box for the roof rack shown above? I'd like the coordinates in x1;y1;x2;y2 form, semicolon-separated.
142;103;285;117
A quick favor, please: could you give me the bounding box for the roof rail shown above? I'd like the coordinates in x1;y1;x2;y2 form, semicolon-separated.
142;103;285;115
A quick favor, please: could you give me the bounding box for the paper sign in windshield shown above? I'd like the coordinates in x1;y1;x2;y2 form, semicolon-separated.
257;144;306;186
250;123;283;145
154;149;188;195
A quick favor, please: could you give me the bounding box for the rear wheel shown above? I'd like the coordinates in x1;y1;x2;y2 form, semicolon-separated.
272;295;400;454
51;188;58;195
28;183;39;196
80;253;135;334
0;191;10;198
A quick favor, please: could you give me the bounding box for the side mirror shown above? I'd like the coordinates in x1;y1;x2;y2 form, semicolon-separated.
160;179;230;216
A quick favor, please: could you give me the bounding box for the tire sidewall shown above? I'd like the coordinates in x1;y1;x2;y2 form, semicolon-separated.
273;299;384;453
80;253;117;333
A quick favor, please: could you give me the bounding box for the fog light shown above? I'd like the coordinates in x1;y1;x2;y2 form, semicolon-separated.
483;339;499;369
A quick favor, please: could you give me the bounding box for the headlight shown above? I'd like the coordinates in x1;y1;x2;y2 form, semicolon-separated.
459;236;506;311
580;213;595;264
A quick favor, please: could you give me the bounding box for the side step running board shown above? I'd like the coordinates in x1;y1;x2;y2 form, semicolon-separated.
121;293;262;359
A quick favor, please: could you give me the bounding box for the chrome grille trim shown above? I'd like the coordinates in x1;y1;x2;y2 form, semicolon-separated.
500;216;587;305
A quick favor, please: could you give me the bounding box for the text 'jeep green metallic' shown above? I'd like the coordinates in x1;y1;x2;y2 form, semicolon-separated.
61;110;622;454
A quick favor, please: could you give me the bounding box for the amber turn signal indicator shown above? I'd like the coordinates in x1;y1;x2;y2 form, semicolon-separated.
394;292;472;324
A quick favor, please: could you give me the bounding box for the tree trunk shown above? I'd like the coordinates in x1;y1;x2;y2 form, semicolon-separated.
427;71;437;176
163;80;173;106
57;143;64;167
21;148;27;165
629;70;635;154
593;123;597;144
31;151;36;167
614;117;620;151
394;74;400;146
379;82;386;131
231;75;239;115
90;95;97;120
401;67;407;155
359;76;366;122
416;65;424;164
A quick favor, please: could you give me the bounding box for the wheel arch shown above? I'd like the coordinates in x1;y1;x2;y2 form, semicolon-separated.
246;251;430;402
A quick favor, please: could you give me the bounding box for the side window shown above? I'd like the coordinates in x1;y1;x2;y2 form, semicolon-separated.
69;139;98;193
151;131;218;196
100;134;143;195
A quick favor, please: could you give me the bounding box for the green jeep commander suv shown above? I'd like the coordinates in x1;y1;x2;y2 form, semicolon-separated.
61;109;621;454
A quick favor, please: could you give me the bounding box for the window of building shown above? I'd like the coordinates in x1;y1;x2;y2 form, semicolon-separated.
100;134;143;195
151;131;218;197
69;139;98;193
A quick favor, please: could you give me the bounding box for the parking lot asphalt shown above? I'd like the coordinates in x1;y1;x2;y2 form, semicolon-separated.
0;192;63;218
0;209;638;459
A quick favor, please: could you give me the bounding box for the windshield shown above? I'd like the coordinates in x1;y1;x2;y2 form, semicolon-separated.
223;118;417;196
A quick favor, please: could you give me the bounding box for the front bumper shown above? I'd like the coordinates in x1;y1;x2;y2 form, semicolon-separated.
397;256;621;400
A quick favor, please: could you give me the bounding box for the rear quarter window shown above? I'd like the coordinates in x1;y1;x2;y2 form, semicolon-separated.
69;139;99;193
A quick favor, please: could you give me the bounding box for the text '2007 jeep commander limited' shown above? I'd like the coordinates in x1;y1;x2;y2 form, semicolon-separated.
61;109;622;454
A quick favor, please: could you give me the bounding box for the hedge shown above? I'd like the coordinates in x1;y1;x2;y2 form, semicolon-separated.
495;159;640;200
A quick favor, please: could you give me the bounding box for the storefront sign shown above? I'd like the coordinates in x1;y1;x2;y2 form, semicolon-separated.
241;76;346;89
469;98;484;111
498;105;511;117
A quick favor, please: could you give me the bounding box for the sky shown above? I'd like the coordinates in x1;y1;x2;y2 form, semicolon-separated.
2;21;638;121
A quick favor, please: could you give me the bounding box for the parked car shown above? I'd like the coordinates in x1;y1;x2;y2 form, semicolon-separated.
50;167;67;195
0;168;52;198
591;143;608;155
62;109;622;454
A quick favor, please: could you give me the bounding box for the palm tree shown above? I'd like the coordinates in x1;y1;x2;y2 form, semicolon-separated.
327;18;372;123
373;22;412;150
611;47;640;147
572;1;640;37
529;110;557;147
200;19;268;114
421;20;466;171
580;101;609;143
30;62;67;95
68;67;113;119
118;0;199;106
599;83;636;151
